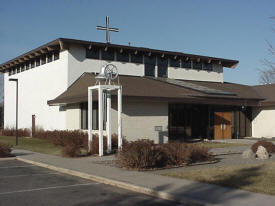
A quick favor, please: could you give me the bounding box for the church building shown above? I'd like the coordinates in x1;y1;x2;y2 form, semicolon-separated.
1;38;275;142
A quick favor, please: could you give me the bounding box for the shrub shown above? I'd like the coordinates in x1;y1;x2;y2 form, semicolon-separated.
117;139;165;169
188;145;213;163
90;134;127;155
62;133;83;157
117;140;213;170
33;129;88;157
33;129;88;148
251;140;275;153
1;127;31;137
0;143;13;158
160;143;190;165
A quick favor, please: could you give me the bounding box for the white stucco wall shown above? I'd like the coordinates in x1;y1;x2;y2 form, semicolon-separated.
4;51;69;130
67;45;144;86
66;104;81;130
168;63;223;82
67;44;224;85
65;99;168;143
116;100;168;143
252;106;275;138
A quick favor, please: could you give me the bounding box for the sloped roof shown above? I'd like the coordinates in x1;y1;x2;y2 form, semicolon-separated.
48;73;263;106
253;84;275;106
0;38;238;72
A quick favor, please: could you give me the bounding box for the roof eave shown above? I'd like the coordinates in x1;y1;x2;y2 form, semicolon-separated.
0;38;239;72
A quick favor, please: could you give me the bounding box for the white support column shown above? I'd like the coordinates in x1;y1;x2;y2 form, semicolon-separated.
98;86;104;156
118;86;122;149
88;88;93;153
107;92;112;153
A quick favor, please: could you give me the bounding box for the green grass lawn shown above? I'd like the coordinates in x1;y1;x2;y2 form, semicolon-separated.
194;142;247;149
0;136;64;156
164;162;275;195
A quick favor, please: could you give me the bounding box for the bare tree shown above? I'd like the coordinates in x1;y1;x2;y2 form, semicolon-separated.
259;17;275;84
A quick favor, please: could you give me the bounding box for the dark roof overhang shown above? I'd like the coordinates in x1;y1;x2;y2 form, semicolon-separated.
0;38;239;72
47;73;263;107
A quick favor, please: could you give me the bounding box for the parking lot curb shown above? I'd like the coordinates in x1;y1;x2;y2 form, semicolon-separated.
0;157;17;161
16;157;205;206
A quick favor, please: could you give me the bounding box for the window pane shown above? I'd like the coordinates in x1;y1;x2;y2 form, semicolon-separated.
16;66;20;73
47;53;53;63
26;62;30;70
145;64;155;77
41;55;46;65
86;48;100;59
81;102;100;130
144;56;156;65
31;60;35;68
204;62;213;71
193;62;202;70
157;57;168;78
181;60;192;69
131;53;143;64
116;51;129;62
21;64;25;72
35;58;40;67
54;52;59;60
102;48;114;61
169;58;180;67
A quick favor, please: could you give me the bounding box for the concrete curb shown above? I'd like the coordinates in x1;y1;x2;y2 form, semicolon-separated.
16;157;207;206
0;157;16;161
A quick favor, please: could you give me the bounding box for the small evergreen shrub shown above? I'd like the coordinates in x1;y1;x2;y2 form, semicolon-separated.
0;143;13;158
251;140;275;153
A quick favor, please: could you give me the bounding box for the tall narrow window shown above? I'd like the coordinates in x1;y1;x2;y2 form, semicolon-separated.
16;66;20;73
102;48;114;61
54;52;60;60
41;55;46;65
130;52;143;64
144;56;156;77
81;102;101;130
181;59;192;69
169;58;180;67
204;62;213;71
157;57;168;77
26;62;30;70
20;64;25;72
193;61;202;70
116;50;129;62
35;58;40;67
47;53;53;63
31;60;35;68
86;47;100;59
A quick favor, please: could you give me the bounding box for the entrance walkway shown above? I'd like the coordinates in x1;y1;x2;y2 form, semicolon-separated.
11;149;275;206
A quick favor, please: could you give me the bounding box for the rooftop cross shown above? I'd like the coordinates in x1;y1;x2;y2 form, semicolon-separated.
96;16;119;43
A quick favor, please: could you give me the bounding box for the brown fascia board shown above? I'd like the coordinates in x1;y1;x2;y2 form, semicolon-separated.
60;38;239;68
0;37;239;71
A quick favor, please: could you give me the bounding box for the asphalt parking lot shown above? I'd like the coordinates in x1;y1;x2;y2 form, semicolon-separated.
0;160;181;206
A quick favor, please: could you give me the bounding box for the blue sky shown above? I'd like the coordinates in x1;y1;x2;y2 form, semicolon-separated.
0;0;274;85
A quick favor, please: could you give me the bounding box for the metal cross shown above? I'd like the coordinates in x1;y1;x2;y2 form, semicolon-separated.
96;16;119;43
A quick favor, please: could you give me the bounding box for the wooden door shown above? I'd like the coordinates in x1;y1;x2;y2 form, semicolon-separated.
223;112;232;139
214;112;232;139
